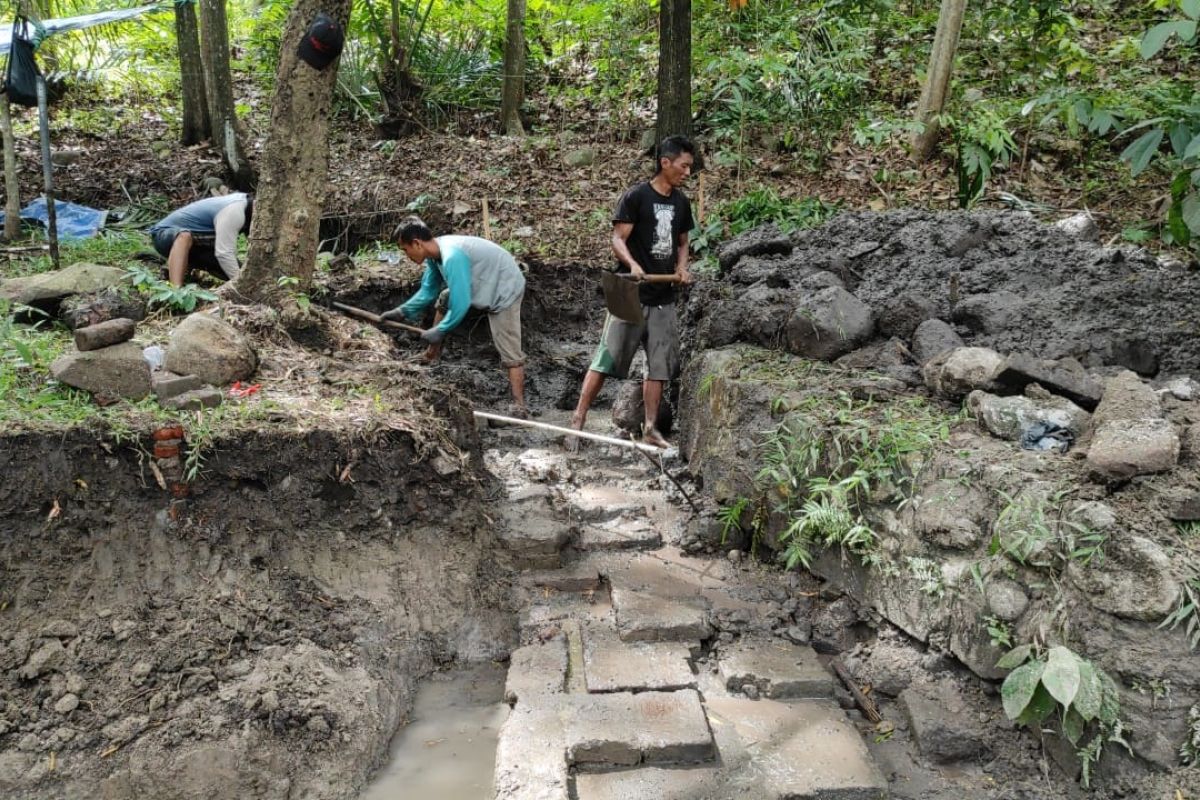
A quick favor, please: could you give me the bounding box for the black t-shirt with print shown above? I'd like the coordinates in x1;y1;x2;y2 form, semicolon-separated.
613;181;694;306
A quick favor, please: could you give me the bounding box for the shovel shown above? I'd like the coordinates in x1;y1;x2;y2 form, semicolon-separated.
600;272;683;325
330;301;424;335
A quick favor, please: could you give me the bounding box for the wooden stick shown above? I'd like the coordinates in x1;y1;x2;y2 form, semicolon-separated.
830;658;882;723
330;302;423;335
472;411;666;454
615;273;683;284
482;197;492;240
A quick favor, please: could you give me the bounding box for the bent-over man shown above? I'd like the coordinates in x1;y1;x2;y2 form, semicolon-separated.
149;192;252;288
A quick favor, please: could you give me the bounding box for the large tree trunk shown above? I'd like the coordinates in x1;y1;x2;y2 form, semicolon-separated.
911;0;967;162
655;0;692;142
199;0;255;189
175;0;210;145
235;0;349;304
0;98;19;241
499;0;526;135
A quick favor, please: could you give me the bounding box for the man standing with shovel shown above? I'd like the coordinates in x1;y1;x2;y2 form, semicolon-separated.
567;135;696;449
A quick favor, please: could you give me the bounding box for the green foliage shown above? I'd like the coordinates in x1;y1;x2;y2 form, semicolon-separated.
753;393;955;571
906;556;944;598
1159;576;1200;650
989;488;1107;571
125;265;216;314
983;615;1014;650
717;497;750;545
692;190;836;274
0;301;95;427
997;643;1131;788
943;104;1019;209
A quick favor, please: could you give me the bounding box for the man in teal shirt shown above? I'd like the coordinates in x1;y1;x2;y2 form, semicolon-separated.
382;220;528;416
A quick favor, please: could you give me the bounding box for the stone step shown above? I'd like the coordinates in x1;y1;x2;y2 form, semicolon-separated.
575;517;663;552
565;484;655;523
564;689;715;769
505;635;567;706
718;636;834;700
582;627;697;694
612;587;712;643
705;696;889;799
498;503;569;570
519;593;614;640
493;703;569;800
520;563;603;593
574;766;733;800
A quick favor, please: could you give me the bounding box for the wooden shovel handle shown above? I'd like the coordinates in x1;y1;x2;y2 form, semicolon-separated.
617;273;684;284
330;302;424;335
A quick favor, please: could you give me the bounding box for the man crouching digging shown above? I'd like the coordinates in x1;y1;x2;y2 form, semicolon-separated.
567;135;696;450
381;219;529;417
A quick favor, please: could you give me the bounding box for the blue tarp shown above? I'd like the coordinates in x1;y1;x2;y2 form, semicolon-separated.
0;197;107;239
0;6;164;56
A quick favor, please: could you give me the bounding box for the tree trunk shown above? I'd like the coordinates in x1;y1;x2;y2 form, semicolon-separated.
0;98;19;241
175;0;210;145
199;0;255;189
235;0;349;304
911;0;967;162
499;0;526;135
655;0;692;142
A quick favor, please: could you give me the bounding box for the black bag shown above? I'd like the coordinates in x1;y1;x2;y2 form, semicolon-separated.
5;20;42;107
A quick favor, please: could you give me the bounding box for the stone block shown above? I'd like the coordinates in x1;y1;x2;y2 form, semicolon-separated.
152;370;205;401
50;340;151;399
911;319;963;365
521;564;602;593
784;286;875;361
505;635;567;706
162;387;223;411
1067;534;1180;621
717;224;793;273
900;684;992;763
613;588;711;643
952;291;1024;334
967;390;1091;442
922;346;1004;399
564;690;714;767
992;353;1102;411
1092;370;1162;427
583;629;695;693
164;313;257;386
1161;489;1200;522
493;704;569;800
575;518;662;551
718;637;833;699
73;318;136;351
574;767;723;800
705;696;887;799
1087;419;1180;479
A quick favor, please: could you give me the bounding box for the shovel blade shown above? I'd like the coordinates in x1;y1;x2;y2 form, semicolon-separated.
600;271;644;325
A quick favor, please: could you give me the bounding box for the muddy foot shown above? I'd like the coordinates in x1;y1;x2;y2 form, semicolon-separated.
641;425;671;449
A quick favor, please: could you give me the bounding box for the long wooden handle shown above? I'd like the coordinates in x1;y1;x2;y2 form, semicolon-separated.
331;302;424;335
615;273;684;284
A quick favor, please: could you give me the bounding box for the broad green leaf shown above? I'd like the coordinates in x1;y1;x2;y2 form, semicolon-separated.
1002;660;1045;720
1098;670;1121;725
1015;684;1057;726
1183;192;1200;235
995;644;1034;670
1074;661;1103;722
1142;20;1197;58
1121;129;1164;176
1185;135;1200;161
1042;646;1082;707
1090;110;1117;136
1185;0;1200;21
1171;123;1194;158
1169;199;1192;245
1062;706;1087;745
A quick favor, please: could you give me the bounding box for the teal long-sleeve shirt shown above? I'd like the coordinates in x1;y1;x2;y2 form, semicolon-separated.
397;237;525;333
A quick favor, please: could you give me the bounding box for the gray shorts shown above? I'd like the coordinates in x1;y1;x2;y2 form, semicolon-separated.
436;289;525;367
150;227;224;277
589;305;679;381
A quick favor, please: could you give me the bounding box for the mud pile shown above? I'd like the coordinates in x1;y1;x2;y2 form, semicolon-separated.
691;210;1199;377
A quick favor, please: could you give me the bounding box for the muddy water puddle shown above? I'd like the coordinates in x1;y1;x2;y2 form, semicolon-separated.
362;662;508;799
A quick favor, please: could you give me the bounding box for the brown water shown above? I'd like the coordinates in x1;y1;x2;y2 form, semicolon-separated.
361;662;509;800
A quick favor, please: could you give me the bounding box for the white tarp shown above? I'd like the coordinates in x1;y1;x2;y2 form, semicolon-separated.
0;5;163;56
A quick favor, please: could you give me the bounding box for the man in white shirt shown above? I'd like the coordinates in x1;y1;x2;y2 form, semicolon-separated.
149;193;252;287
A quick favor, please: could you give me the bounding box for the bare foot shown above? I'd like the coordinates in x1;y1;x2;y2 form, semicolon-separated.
641;425;671;449
418;346;440;364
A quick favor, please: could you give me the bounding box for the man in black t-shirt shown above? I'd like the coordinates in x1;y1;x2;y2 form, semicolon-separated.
567;135;696;449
